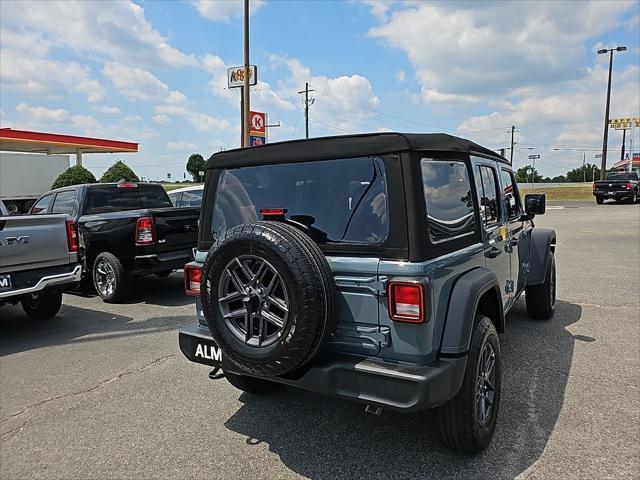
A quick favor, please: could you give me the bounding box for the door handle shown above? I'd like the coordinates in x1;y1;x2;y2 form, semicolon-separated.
485;246;502;259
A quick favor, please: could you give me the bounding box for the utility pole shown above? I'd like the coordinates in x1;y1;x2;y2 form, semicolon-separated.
620;128;627;161
597;46;626;179
510;125;515;165
297;83;315;139
242;0;250;147
583;152;586;183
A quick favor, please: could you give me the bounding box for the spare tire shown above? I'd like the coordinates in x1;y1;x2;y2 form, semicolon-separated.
201;221;335;377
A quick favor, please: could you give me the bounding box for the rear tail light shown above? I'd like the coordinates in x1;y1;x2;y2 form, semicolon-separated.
65;220;78;252
184;264;202;296
135;216;156;245
592;183;596;191
388;282;426;323
626;182;632;190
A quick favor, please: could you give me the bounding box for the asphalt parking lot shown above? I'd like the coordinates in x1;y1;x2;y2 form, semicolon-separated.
1;201;639;480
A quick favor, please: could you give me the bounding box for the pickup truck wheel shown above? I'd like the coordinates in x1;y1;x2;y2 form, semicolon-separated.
201;221;335;377
630;190;638;204
595;195;604;205
224;371;280;394
21;291;63;320
525;251;556;320
437;316;501;454
93;252;132;303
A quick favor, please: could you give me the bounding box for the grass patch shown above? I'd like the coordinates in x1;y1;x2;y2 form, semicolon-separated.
161;183;203;191
520;185;593;201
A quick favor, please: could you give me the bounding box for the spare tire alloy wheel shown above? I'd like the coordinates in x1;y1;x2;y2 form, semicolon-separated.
201;222;335;377
218;255;289;348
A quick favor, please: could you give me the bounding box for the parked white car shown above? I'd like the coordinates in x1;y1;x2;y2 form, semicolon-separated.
167;185;203;208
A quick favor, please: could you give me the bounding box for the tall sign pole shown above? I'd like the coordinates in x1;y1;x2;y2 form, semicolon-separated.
600;50;613;180
242;0;250;147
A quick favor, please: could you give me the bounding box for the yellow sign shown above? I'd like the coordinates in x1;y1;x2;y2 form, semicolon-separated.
609;117;640;129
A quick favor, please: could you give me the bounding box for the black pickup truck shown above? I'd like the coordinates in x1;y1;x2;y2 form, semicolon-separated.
30;182;199;302
593;171;639;204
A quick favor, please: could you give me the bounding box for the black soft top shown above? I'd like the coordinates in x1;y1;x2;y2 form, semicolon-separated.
207;132;507;168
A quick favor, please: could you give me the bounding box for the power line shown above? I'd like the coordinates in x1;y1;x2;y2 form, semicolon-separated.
307;119;358;134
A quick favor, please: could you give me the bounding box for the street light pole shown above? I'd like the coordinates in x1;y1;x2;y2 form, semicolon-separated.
597;46;626;180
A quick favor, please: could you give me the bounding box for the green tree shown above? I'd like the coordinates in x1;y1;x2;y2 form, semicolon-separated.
100;160;140;183
515;164;543;184
186;153;206;182
550;175;567;183
565;163;600;182
51;165;97;189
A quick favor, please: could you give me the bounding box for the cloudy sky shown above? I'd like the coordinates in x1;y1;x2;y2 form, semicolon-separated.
1;0;638;180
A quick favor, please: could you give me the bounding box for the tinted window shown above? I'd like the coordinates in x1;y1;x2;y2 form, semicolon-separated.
85;188;141;214
421;159;475;243
140;187;172;208
51;190;77;215
476;166;500;225
500;169;521;220
181;189;202;207
168;191;181;206
212;157;388;244
606;172;638;180
31;194;53;214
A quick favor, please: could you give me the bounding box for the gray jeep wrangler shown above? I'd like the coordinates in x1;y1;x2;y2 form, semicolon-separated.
179;133;556;454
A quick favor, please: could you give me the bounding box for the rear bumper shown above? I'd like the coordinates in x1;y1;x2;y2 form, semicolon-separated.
179;323;467;413
593;190;633;197
0;264;82;300
133;248;193;274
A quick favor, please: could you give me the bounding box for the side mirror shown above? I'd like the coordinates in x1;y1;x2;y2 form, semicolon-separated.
525;193;546;216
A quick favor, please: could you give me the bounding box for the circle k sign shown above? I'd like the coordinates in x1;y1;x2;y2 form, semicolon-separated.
250;111;266;134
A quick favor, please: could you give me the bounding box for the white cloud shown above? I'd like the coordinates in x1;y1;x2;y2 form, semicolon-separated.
93;105;121;114
167;141;198;151
125;115;143;122
15;103;69;123
0;50;105;102
456;64;640;174
369;1;637;105
151;114;172;125
154;105;231;133
395;70;405;82
192;0;264;22
1;0;196;68
361;0;394;22
271;56;381;134
102;63;188;105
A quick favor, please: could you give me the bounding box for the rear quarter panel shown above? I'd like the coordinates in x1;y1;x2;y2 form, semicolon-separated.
379;242;486;364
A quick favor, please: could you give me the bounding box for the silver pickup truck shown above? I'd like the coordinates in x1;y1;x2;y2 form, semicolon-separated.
0;200;81;319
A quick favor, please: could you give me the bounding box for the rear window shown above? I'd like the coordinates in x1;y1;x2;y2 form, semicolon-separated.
211;157;388;244
606;172;638;180
84;185;172;214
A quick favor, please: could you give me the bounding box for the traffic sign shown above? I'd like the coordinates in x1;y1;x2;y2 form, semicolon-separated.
249;111;266;135
528;154;540;160
595;154;603;159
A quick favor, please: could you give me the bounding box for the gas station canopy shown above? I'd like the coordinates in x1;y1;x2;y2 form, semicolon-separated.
0;128;138;165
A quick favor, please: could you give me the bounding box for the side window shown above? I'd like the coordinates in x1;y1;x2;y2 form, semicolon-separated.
51;190;77;216
168;192;182;207
31;194;53;214
500;169;521;220
421;159;475;243
476;166;500;225
181;190;202;207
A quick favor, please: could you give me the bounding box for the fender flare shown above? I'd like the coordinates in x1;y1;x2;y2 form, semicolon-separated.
439;268;504;356
527;228;556;286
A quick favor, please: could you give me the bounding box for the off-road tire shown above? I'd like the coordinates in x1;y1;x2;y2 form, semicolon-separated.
92;252;132;303
21;291;63;319
201;221;335;377
437;316;501;454
629;190;638;204
224;371;280;394
525;251;556;320
595;196;604;205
